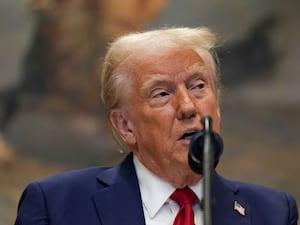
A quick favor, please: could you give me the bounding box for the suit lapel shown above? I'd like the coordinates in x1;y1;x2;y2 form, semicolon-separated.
92;154;145;225
92;155;253;225
212;173;252;225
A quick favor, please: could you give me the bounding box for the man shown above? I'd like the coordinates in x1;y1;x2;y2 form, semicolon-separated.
15;27;298;225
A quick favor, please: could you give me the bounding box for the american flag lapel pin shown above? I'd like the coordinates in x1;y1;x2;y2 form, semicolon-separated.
234;200;246;216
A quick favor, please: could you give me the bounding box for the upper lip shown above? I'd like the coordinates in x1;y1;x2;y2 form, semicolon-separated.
178;127;201;140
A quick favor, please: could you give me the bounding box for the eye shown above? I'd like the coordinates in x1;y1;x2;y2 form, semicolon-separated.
190;81;206;91
149;88;171;106
151;89;170;99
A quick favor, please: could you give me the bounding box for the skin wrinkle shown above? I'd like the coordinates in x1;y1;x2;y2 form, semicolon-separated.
140;67;208;100
112;48;221;188
112;47;218;108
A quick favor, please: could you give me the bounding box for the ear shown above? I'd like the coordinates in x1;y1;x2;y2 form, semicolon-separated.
109;109;136;146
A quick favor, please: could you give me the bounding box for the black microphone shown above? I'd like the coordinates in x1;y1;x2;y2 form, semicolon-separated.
188;116;223;175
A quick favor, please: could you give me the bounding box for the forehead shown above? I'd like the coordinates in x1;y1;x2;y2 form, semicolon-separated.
138;48;204;69
127;48;212;83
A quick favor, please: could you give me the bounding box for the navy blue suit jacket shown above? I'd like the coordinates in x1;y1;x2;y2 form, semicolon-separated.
15;153;298;225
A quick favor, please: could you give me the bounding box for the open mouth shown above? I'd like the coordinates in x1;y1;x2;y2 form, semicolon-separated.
179;131;198;140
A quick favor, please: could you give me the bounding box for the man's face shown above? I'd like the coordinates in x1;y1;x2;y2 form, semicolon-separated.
112;48;221;187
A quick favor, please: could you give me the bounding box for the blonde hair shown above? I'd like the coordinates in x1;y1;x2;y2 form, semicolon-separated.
100;27;220;149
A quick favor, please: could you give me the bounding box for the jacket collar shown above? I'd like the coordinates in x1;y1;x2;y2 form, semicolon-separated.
92;153;252;225
92;153;146;225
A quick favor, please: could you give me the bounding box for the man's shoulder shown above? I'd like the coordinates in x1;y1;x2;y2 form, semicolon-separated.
41;166;108;182
25;154;133;193
30;166;112;193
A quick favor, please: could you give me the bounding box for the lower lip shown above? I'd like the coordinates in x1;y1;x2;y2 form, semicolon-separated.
178;138;191;145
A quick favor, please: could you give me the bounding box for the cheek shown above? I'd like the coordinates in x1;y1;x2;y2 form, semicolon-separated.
136;103;175;124
209;102;221;132
132;108;175;147
198;97;221;131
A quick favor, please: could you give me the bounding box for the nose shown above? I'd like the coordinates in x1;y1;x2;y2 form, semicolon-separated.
176;87;197;120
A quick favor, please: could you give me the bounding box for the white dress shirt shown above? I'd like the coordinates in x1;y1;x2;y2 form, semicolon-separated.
133;156;204;225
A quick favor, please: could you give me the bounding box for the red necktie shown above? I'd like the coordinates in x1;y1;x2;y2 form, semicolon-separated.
170;187;198;225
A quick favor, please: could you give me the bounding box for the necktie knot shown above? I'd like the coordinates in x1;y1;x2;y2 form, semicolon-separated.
170;187;197;206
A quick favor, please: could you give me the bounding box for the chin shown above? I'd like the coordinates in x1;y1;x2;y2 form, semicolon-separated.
173;172;201;189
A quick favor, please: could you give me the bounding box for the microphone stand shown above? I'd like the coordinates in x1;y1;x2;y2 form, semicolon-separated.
189;116;223;225
202;117;214;225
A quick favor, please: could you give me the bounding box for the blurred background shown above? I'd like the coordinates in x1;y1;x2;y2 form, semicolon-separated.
0;0;299;224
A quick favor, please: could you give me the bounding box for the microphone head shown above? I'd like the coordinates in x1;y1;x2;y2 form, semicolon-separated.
188;130;223;174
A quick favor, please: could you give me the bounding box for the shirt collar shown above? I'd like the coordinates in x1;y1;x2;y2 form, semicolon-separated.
133;155;203;218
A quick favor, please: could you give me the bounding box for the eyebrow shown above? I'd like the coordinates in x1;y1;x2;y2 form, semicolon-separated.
140;74;172;95
140;63;208;94
187;63;207;76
